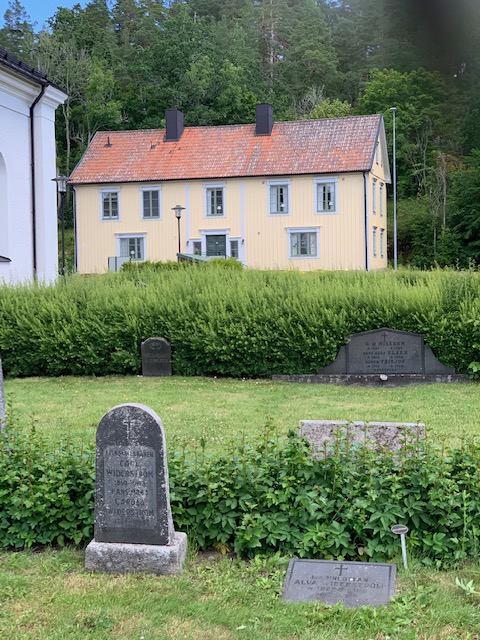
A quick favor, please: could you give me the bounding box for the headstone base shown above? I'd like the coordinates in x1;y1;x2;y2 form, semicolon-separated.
272;374;470;387
85;532;187;575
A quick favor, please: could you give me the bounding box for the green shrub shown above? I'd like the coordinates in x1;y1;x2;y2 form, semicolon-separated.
0;421;94;548
2;421;480;563
0;269;479;377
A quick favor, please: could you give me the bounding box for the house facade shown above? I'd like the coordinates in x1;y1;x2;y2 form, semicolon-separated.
0;48;67;283
70;105;390;273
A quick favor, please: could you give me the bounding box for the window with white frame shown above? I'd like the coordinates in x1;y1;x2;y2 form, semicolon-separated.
269;182;289;214
373;226;378;257
101;190;119;220
380;228;385;258
380;183;384;216
205;185;225;216
141;188;161;219
230;239;239;259
288;228;319;258
315;178;337;214
372;179;377;214
192;240;202;255
118;235;145;261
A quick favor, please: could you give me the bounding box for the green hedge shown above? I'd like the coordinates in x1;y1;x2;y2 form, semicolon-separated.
0;268;480;377
2;423;480;565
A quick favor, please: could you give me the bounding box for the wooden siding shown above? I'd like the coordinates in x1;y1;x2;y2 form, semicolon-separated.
75;170;387;274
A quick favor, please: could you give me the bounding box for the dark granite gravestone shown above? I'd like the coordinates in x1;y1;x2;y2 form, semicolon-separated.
0;356;5;429
282;559;396;607
85;404;186;574
320;328;453;376
141;337;172;377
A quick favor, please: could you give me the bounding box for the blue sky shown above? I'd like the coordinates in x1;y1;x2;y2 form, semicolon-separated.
0;1;88;29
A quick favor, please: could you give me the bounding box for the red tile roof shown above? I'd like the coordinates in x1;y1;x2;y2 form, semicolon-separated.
69;115;383;185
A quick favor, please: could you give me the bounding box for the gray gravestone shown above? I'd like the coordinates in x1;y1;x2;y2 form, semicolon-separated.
299;420;425;458
320;328;454;376
0;356;5;429
282;559;396;607
141;337;172;376
85;403;187;574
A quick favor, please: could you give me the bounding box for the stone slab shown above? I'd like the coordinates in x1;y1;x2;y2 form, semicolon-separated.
141;337;172;376
94;403;175;546
282;559;396;607
272;374;469;387
299;420;425;457
85;532;187;575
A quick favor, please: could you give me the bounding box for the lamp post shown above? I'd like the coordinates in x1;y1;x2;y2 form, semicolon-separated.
172;204;185;260
52;174;69;280
390;107;397;271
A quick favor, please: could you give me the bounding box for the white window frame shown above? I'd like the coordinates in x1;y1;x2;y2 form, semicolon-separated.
191;239;202;256
373;226;378;258
372;178;377;214
140;185;161;220
204;183;226;218
116;233;146;261
379;183;384;216
287;227;320;259
267;180;290;215
100;188;120;221
314;177;338;214
229;238;240;259
380;228;385;258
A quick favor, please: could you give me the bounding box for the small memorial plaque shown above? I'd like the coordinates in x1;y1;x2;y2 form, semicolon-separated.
141;337;172;377
94;403;174;546
282;559;396;607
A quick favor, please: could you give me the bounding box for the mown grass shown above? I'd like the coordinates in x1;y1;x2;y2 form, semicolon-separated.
1;548;480;639
3;376;480;451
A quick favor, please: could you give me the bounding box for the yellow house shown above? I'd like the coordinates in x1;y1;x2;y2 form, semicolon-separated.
69;105;390;273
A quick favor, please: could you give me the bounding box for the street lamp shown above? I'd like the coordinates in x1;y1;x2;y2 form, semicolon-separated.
52;174;69;280
172;204;185;259
390;107;397;271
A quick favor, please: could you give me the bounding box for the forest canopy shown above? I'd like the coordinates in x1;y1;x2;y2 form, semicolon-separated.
1;0;479;268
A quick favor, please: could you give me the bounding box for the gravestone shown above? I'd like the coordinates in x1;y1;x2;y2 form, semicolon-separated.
0;356;5;429
272;327;468;386
320;328;454;375
282;559;396;607
299;420;425;458
85;403;187;574
141;337;172;376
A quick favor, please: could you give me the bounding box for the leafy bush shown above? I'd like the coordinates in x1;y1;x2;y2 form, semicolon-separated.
2;421;480;563
0;269;480;377
0;421;94;548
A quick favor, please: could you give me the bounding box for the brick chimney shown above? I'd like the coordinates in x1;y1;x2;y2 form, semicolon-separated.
165;108;184;141
255;103;274;136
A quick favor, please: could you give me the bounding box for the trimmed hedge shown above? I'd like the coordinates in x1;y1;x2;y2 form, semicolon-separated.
2;422;480;565
0;268;480;377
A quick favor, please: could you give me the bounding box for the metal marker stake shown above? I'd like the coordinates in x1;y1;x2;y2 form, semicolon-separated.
391;524;409;571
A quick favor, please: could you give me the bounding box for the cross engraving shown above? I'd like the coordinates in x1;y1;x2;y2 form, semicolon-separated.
382;331;389;341
121;415;142;440
333;564;349;577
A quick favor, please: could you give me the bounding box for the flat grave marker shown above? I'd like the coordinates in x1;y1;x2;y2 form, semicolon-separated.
282;559;396;607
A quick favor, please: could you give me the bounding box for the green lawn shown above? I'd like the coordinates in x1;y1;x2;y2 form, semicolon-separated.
4;376;480;451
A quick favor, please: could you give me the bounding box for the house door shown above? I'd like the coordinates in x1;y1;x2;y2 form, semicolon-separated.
206;234;227;257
